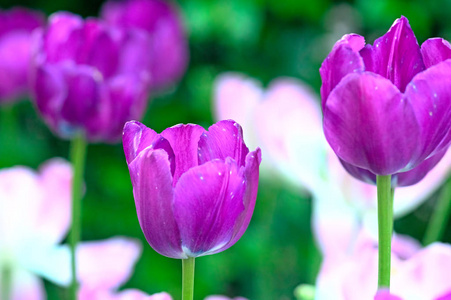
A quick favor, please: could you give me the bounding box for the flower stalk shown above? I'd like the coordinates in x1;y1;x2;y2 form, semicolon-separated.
423;177;451;245
69;132;87;300
1;263;11;300
182;257;195;300
377;175;393;288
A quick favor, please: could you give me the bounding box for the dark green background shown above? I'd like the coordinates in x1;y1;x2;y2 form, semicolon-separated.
1;0;450;299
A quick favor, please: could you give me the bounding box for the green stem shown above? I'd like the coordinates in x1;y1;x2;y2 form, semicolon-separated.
69;133;87;300
1;264;11;300
182;257;195;300
423;177;451;245
377;175;393;289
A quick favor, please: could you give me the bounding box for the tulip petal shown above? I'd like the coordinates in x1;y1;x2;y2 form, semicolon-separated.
11;270;45;300
123;121;159;164
44;12;84;63
89;75;149;142
256;78;325;190
198;120;249;168
173;158;247;257
374;290;403;300
128;147;184;258
32;63;66;134
406;60;451;163
421;38;451;68
359;16;425;93
0;32;32;101
394;243;451;299
161;124;205;184
324;72;418;175
395;149;447;187
395;148;451;217
34;158;72;245
213;72;262;149
77;237;142;290
81;20;119;79
60;64;102;126
220;149;261;253
320;33;365;107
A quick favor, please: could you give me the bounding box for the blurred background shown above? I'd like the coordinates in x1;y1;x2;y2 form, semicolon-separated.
1;0;451;299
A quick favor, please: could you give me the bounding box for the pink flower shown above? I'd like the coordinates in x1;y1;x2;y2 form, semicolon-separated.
0;159;145;299
315;230;451;300
0;159;72;299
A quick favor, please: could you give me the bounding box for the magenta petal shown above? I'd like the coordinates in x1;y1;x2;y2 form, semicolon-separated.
374;290;403;300
173;158;247;257
0;32;33;101
161;124;205;184
320;33;365;108
60;64;101;126
359;16;424;93
128;147;184;259
198;120;249;168
81;20;119;79
32;63;67;134
44;12;84;63
406;60;451;162
324;72;419;175
88;75;149;143
221;148;261;252
437;291;451;300
396;149;447;187
123;121;159;164
421;38;451;68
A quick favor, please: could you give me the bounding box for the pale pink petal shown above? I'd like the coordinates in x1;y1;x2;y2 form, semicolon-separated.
255;78;325;191
77;237;142;290
392;243;451;299
394;148;451;217
213;72;263;150
20;243;71;286
0;167;43;251
34;158;73;244
10;269;45;300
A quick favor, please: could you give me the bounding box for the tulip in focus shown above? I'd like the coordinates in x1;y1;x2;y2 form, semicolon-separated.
101;0;188;90
0;7;44;103
320;16;451;185
31;12;151;143
123;120;261;258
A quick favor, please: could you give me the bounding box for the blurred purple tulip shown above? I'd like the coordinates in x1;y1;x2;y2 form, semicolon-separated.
123;120;261;259
30;12;151;143
320;16;451;185
0;7;44;103
101;0;188;90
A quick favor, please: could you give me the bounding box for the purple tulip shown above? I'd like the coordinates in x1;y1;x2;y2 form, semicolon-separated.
122;120;261;258
30;12;151;143
0;7;44;103
320;16;451;186
100;0;188;90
